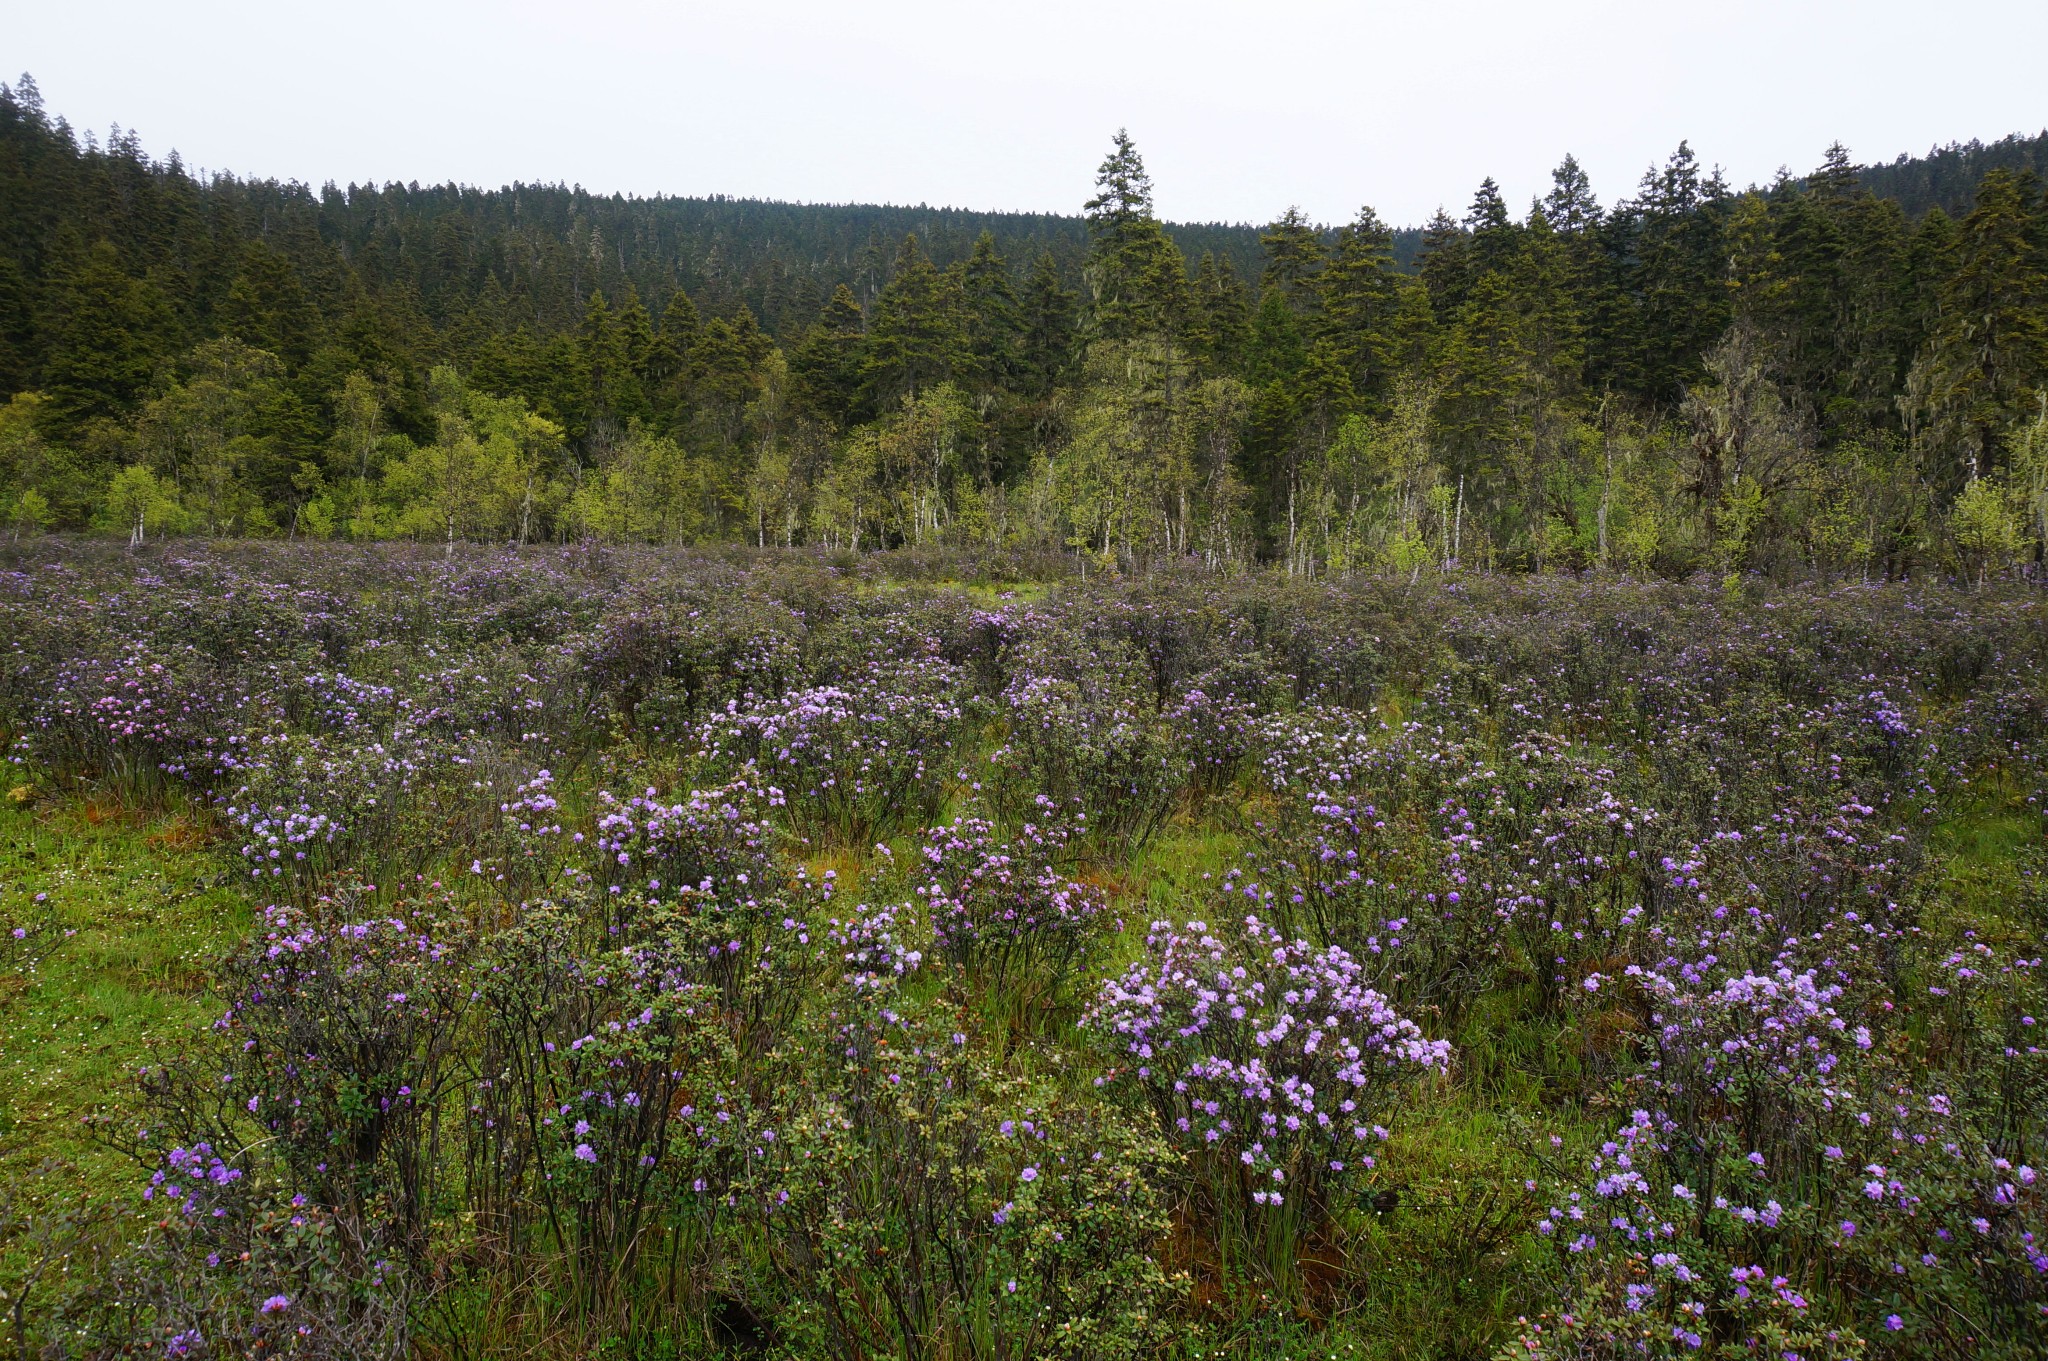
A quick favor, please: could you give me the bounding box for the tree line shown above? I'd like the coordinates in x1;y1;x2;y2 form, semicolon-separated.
2;72;2046;577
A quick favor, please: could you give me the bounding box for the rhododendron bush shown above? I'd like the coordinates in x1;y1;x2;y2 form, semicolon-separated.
0;542;2037;1358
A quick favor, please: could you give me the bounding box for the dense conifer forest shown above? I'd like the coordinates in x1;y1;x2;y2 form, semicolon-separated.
2;71;2046;576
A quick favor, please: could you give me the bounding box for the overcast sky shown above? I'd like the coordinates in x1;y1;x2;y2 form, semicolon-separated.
10;0;2047;228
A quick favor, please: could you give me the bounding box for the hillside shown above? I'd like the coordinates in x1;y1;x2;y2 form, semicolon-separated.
0;73;2045;582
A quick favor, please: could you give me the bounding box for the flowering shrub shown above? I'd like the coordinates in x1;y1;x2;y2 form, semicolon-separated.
132;887;474;1262
916;803;1109;998
1085;914;1449;1291
1506;930;2048;1359
575;594;805;738
19;644;244;795
0;545;2040;1356
1166;657;1287;799
72;1164;408;1359
700;656;966;844
988;669;1185;855
471;906;753;1304
1510;1098;2046;1359
743;921;1181;1359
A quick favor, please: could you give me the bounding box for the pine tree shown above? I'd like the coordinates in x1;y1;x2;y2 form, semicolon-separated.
1416;209;1472;321
640;289;701;421
1017;251;1076;399
1903;206;1959;360
40;237;178;427
1913;168;2048;480
1191;252;1251;374
577;289;647;434
1543;156;1603;234
219;240;320;366
1244;289;1307;390
1808;142;1860;205
789;284;867;428
1259;207;1325;315
1318;206;1402;402
1613;142;1734;401
0;254;33;396
614;288;659;387
853;229;890;316
1082;130;1190;342
958;231;1020;394
692;304;771;411
1829;193;1913;428
861;234;965;409
1465;178;1516;277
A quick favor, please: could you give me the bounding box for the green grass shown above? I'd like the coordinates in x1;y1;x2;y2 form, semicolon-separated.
1929;772;2048;948
0;787;248;1195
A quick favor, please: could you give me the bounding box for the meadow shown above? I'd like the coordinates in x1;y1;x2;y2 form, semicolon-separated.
0;540;2042;1360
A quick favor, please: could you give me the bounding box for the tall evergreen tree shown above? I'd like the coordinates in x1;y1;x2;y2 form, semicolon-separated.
789;284;867;428
1259;207;1326;315
1543;156;1603;234
1416;208;1472;321
1911;168;2048;480
1017;251;1077;399
1609;142;1734;400
1082;130;1190;342
1318;207;1402;403
860;234;965;409
577;289;647;433
958;231;1021;394
1465;178;1517;277
39;237;178;428
1191;252;1252;374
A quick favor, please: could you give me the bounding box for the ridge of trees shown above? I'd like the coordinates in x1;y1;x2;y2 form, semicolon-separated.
3;73;2046;578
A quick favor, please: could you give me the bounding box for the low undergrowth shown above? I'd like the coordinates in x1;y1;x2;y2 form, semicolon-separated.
0;540;2041;1359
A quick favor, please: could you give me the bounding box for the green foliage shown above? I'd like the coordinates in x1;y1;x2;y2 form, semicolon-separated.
2;80;2048;580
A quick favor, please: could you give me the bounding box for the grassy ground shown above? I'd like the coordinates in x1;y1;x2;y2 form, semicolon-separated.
0;788;247;1198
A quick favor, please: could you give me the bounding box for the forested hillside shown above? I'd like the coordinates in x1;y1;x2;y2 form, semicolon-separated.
2;71;2045;577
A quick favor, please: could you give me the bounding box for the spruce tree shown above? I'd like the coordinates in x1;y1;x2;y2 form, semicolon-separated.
1191;252;1252;374
1083;130;1190;342
1017;251;1076;399
40;237;177;428
577;289;645;434
959;231;1021;394
1465;178;1516;277
1543;156;1603;234
860;234;966;409
1915;168;2048;480
1318;207;1402;402
1259;207;1326;315
789;284;867;428
1416;208;1473;321
1615;142;1734;401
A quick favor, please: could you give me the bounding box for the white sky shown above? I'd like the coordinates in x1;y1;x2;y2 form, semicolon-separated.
10;0;2047;228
